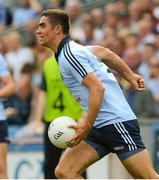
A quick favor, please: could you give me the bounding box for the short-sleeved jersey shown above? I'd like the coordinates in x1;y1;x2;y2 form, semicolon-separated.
55;36;137;128
0;54;10;121
41;56;83;122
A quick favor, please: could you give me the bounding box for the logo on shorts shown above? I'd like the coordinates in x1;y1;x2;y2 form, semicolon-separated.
114;146;124;150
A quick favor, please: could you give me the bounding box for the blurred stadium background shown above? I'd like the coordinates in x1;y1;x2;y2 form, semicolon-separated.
0;0;159;178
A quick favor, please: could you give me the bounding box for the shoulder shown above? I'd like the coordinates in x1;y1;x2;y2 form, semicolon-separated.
0;54;7;66
67;41;93;57
0;54;10;76
0;54;5;62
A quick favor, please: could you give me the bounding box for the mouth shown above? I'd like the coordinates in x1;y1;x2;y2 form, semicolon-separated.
38;37;44;43
39;36;43;40
37;34;43;39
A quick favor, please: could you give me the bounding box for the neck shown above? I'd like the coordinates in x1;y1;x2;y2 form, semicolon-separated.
49;34;66;53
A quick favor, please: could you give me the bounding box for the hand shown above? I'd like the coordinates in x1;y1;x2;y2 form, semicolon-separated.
66;116;92;148
5;107;18;117
34;121;44;134
129;74;145;91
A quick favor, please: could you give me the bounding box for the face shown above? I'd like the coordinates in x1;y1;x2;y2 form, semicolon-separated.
150;60;159;77
36;16;56;48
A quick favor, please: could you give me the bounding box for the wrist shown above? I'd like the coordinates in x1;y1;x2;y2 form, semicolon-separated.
123;71;134;82
86;118;94;129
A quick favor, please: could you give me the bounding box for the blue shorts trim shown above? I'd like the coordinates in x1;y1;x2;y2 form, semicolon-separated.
84;119;146;160
0;120;9;143
117;148;145;160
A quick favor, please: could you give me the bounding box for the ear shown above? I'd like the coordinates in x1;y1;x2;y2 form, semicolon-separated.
54;25;62;34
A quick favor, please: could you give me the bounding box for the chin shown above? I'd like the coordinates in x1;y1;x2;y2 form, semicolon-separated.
40;43;45;46
42;43;50;49
40;42;46;46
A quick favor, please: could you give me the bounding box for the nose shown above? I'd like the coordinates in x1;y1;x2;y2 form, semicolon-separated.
36;27;40;35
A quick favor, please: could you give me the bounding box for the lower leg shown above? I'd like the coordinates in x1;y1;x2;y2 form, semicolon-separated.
0;143;8;179
0;163;7;179
122;149;159;179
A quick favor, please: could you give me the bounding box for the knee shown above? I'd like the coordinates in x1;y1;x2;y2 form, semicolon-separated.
54;165;67;178
133;169;159;179
0;160;6;173
55;165;78;179
144;170;159;179
54;166;61;179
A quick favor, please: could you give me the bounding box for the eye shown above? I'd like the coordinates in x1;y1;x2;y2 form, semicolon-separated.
39;23;46;28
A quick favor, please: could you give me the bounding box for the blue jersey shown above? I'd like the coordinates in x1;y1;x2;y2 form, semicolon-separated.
55;36;136;128
0;54;10;121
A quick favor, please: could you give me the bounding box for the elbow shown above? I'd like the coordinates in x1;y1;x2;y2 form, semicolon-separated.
97;84;105;95
100;85;105;93
101;86;105;95
11;82;16;95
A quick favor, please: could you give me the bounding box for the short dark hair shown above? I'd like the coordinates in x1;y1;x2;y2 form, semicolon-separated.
21;63;34;74
41;9;70;35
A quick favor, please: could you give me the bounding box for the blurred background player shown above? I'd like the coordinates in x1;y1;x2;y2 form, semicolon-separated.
0;53;16;178
34;55;86;179
3;63;34;126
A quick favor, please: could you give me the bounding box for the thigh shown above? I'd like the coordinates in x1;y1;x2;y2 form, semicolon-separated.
0;143;7;162
57;140;100;174
121;149;159;179
0;121;8;163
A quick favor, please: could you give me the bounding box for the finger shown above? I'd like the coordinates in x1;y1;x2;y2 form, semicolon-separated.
68;124;78;130
138;81;144;85
136;87;145;91
138;80;144;84
71;139;81;147
138;80;145;86
67;139;81;148
66;138;77;147
139;84;145;88
65;134;77;143
66;141;74;147
138;81;145;89
139;81;144;84
65;134;80;147
138;78;144;81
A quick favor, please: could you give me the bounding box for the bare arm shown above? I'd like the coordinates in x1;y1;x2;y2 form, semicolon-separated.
90;46;145;91
83;72;105;127
29;0;43;13
67;72;105;147
0;75;16;98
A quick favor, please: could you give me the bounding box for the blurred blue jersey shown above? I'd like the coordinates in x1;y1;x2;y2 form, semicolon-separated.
0;54;10;121
55;37;136;128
